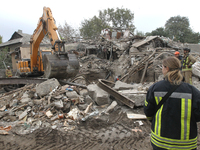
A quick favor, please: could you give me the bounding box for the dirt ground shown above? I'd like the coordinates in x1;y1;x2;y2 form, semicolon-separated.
0;105;153;150
0;105;200;150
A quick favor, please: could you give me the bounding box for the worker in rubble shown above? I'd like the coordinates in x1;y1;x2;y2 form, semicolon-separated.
114;75;121;82
5;66;12;78
181;47;196;84
144;56;200;150
174;51;182;61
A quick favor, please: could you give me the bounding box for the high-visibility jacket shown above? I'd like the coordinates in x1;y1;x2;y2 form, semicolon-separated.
144;79;200;150
6;69;12;77
182;54;196;71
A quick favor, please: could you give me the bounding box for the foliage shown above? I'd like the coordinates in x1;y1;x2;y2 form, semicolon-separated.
80;16;109;39
185;30;200;44
0;35;2;44
80;7;135;39
99;7;135;30
58;21;80;43
146;15;200;44
146;27;169;37
165;15;192;43
0;47;12;69
135;30;145;36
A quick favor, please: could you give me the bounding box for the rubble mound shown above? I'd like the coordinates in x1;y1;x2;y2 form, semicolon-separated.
0;108;152;150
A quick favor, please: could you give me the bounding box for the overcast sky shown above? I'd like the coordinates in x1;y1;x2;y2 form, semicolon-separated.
0;0;199;42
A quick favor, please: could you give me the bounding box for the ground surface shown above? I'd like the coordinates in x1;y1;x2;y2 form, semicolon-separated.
0;106;153;150
0;106;200;150
0;104;200;150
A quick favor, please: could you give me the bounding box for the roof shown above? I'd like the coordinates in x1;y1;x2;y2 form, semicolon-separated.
0;30;51;48
132;36;159;48
0;30;31;48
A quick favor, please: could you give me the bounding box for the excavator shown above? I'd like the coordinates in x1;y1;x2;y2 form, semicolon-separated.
17;7;79;79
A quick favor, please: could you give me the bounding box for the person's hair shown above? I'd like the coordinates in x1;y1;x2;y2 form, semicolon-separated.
162;56;183;85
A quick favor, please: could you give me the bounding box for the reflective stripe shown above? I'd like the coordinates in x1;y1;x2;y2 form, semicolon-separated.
6;70;12;77
153;91;193;148
147;116;152;120
182;68;192;71
158;105;163;136
154;96;163;136
154;92;192;99
155;97;159;105
145;99;148;106
181;98;191;140
181;98;186;140
151;131;197;149
152;131;197;144
182;56;189;69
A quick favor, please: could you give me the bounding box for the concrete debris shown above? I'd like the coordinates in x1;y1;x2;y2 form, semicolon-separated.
192;62;200;78
87;84;110;106
36;78;60;97
0;77;150;134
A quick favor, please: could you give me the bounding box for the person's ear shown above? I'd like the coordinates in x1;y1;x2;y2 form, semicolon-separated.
166;66;169;72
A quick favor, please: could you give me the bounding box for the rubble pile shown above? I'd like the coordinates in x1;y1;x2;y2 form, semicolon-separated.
0;78;152;135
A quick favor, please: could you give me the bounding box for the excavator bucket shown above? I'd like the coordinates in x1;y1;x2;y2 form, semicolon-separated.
43;53;79;79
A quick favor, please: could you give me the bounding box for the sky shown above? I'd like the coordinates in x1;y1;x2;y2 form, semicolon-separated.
0;0;199;42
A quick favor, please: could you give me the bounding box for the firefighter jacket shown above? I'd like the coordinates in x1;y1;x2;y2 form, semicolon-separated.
5;69;12;77
144;79;200;149
181;54;196;72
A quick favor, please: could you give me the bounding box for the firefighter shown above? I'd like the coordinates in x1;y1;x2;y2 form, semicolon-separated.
181;48;196;84
5;66;12;77
144;56;200;150
174;51;182;61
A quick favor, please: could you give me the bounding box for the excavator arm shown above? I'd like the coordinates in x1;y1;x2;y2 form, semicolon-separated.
29;7;79;79
30;7;60;72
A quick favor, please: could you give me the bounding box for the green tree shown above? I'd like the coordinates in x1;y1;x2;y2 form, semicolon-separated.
0;35;2;44
80;16;109;39
99;7;135;30
186;30;200;44
80;7;135;38
135;30;145;36
146;27;168;37
165;15;191;43
58;21;80;43
0;47;12;69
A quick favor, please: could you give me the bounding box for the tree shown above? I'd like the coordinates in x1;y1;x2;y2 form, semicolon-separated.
99;7;135;31
80;7;135;39
0;47;12;69
0;35;2;44
80;16;109;39
165;16;191;43
58;21;80;43
146;27;168;37
135;30;145;36
186;30;200;44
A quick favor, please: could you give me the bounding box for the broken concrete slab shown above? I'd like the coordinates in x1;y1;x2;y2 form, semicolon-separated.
35;78;60;97
113;80;137;90
66;91;79;99
84;95;94;104
87;84;110;106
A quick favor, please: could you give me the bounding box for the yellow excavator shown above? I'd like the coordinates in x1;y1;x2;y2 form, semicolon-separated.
17;7;79;79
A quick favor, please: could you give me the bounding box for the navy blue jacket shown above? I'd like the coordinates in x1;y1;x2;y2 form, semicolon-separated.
144;80;200;149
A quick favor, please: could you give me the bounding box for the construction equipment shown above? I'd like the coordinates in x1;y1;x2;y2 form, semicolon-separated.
17;7;79;79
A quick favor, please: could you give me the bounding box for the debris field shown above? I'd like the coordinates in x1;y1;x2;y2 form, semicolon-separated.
1;32;200;149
